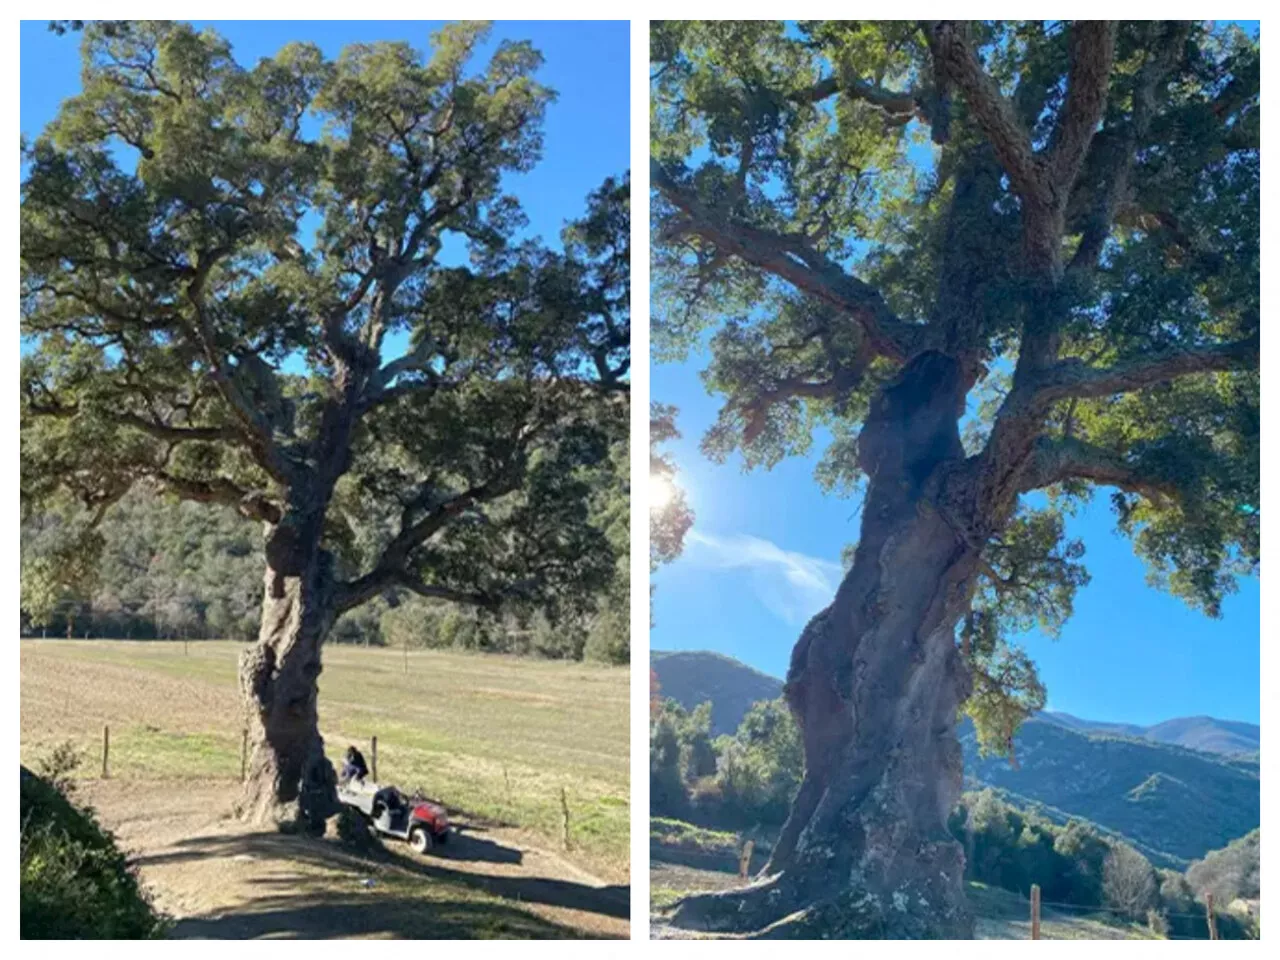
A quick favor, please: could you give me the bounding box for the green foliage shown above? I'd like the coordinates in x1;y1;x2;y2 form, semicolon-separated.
959;506;1088;757
20;766;168;939
713;698;803;827
649;693;803;829
951;789;1122;907
650;697;719;819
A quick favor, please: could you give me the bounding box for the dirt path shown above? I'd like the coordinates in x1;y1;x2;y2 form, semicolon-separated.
81;779;628;939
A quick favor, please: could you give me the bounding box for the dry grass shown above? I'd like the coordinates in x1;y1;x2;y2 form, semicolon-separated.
20;639;629;880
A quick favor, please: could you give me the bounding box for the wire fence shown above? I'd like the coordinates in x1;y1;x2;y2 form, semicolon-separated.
1015;883;1238;941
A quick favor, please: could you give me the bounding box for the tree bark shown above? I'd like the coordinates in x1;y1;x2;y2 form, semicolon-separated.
670;353;982;938
235;515;340;831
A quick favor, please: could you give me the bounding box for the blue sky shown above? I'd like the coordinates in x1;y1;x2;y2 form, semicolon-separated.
20;19;629;271
651;24;1260;727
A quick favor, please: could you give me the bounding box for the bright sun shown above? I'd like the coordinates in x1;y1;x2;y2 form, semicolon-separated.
649;473;676;510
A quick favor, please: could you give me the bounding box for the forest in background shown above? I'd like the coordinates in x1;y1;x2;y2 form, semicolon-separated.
20;446;629;665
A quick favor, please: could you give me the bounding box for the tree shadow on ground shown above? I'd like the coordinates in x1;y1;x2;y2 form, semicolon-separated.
439;829;522;865
135;827;629;934
172;891;589;939
384;841;629;920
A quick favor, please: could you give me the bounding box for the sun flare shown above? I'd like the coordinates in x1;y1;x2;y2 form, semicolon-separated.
649;473;676;510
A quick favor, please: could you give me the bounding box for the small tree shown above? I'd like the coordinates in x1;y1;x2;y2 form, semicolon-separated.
1103;844;1158;921
22;21;628;827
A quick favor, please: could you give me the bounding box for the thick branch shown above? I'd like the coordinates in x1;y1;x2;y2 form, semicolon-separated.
337;568;491;615
1069;22;1189;273
926;22;1048;209
144;472;282;524
653;163;922;361
1018;436;1178;501
1045;22;1117;196
1034;335;1259;403
23;385;245;447
336;476;522;614
788;74;921;122
360;342;442;412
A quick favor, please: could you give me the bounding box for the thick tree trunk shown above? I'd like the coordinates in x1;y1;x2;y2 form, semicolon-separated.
670;353;982;938
235;517;340;831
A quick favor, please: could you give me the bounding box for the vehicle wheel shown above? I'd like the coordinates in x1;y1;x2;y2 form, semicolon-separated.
409;826;434;855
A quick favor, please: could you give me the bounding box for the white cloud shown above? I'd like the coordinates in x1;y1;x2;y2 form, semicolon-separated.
682;530;843;626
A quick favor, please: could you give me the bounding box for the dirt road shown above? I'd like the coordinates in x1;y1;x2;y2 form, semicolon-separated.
81;779;629;939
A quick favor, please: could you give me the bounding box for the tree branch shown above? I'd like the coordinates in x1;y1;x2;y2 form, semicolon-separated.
144;471;283;524
653;162;922;362
1034;334;1259;403
336;473;524;615
1018;435;1178;500
1045;22;1117;196
925;21;1048;209
184;254;293;484
336;568;492;615
1069;22;1188;273
788;73;921;122
22;383;245;447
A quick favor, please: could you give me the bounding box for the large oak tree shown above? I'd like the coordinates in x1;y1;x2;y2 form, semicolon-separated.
651;20;1257;938
22;21;629;828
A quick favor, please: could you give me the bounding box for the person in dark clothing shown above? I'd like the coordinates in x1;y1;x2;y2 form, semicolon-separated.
340;745;369;784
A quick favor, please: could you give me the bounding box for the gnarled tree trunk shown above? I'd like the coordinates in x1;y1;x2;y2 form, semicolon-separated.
671;353;984;939
236;513;340;830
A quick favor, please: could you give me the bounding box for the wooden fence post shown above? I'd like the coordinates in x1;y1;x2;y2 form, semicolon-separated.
560;787;571;850
240;727;248;782
101;725;110;779
1030;884;1041;940
739;839;755;880
1205;892;1218;940
371;736;378;783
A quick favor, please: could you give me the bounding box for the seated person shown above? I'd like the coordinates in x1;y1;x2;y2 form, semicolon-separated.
340;745;369;785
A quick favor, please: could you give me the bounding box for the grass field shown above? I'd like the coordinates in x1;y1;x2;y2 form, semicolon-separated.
20;640;629;880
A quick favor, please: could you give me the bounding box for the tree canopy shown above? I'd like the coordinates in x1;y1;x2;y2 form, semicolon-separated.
22;21;630;631
651;20;1258;755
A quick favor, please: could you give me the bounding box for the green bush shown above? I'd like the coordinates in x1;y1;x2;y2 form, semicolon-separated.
20;766;167;939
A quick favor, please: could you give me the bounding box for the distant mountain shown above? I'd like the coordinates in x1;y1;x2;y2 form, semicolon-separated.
650;650;783;736
651;649;1260;866
1041;711;1259;757
961;716;1259;867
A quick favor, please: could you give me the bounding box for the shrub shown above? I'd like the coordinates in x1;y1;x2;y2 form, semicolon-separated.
20;765;167;939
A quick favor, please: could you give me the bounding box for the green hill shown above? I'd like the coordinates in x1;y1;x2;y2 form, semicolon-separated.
650;650;783;736
651;650;1259;866
962;717;1258;867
